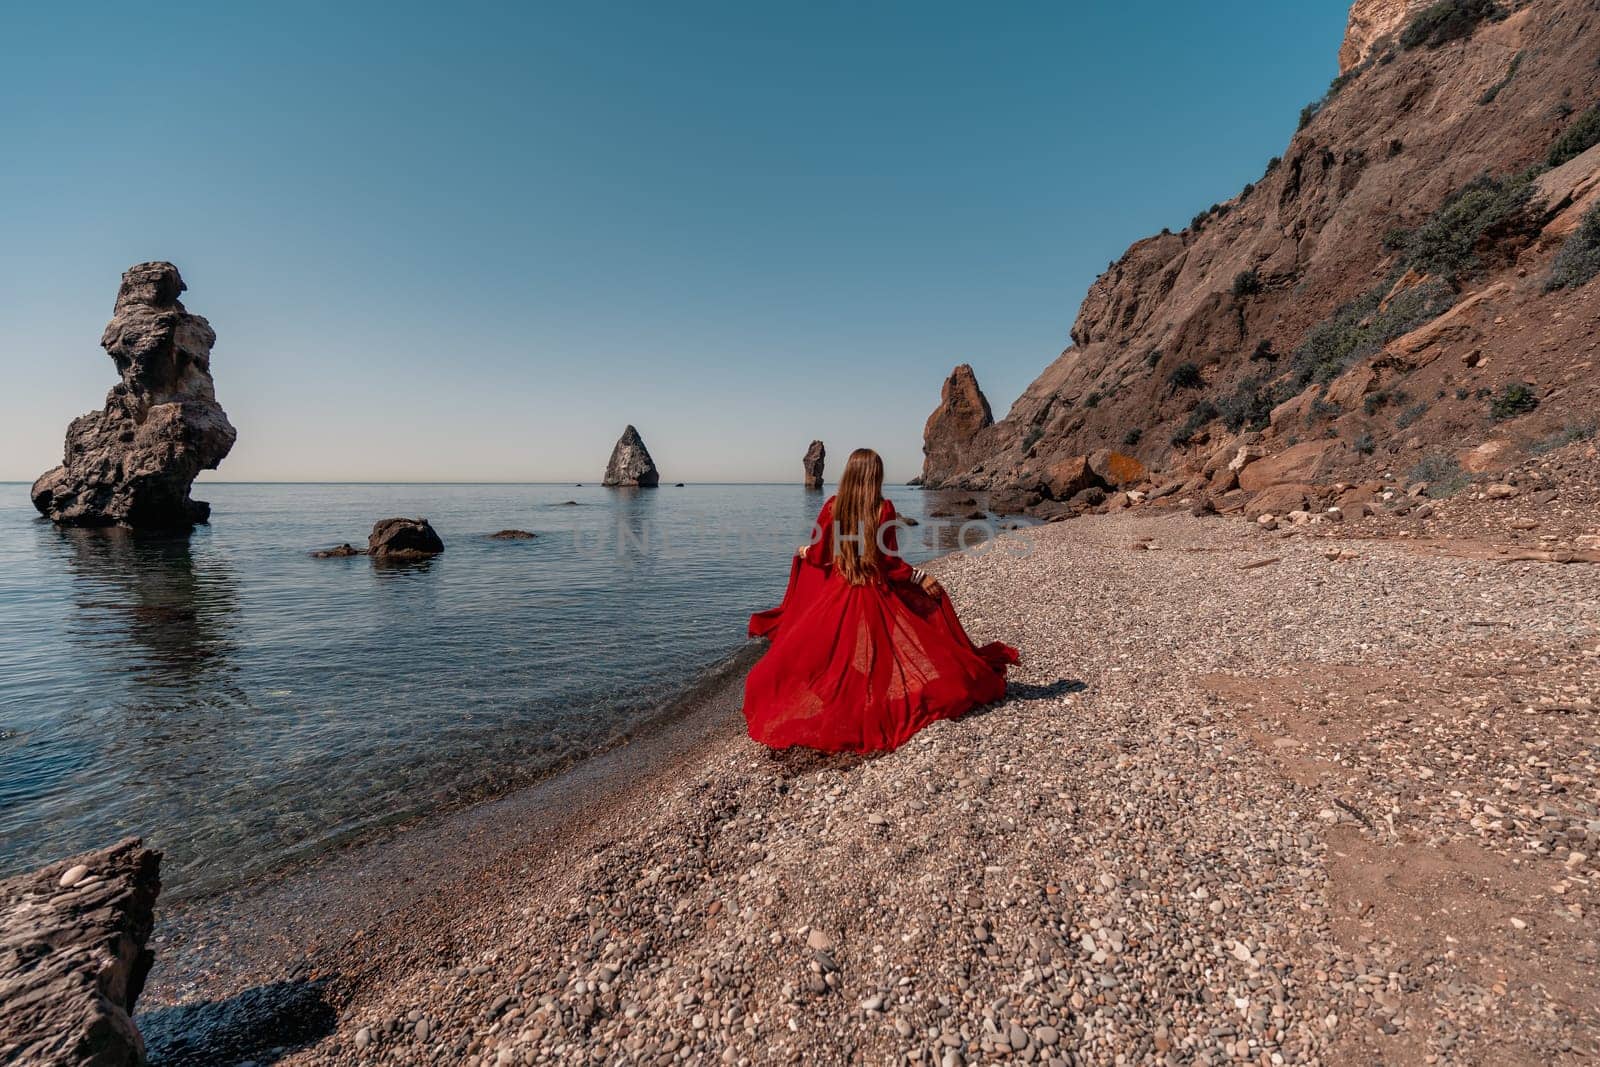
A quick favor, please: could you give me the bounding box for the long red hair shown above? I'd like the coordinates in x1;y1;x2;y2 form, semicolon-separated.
833;448;886;585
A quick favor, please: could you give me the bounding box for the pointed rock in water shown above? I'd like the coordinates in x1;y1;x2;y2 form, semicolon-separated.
32;262;237;529
920;364;993;490
368;517;444;560
602;425;660;487
0;837;161;1065
803;440;826;489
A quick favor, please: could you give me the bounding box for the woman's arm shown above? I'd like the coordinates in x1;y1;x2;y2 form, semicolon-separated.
881;501;942;597
801;498;834;566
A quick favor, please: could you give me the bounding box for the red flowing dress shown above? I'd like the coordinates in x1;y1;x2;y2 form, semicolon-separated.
742;496;1018;752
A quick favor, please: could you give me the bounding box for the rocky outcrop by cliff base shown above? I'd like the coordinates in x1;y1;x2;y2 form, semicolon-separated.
368;518;444;561
803;440;825;488
920;365;993;489
602;425;660;487
32;263;236;530
0;838;162;1066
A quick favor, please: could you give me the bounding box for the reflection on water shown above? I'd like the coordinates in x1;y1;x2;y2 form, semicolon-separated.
0;482;1030;897
58;526;240;694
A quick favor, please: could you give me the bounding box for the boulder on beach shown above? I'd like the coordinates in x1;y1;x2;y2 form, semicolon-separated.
31;262;237;530
803;440;825;489
0;837;161;1066
602;425;660;487
368;517;444;560
487;529;536;540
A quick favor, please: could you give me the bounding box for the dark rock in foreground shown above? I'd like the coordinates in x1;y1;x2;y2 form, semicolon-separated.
32;263;236;530
602;425;659;487
0;838;162;1066
803;440;825;489
368;518;444;560
487;529;536;540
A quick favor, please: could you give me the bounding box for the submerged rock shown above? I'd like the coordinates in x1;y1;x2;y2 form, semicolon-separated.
602;425;660;487
310;543;365;558
487;529;536;540
32;262;237;530
0;837;161;1066
368;517;444;560
803;440;826;489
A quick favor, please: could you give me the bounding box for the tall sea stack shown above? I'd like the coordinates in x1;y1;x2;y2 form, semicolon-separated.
803;440;825;489
602;425;660;487
32;262;237;529
920;364;993;489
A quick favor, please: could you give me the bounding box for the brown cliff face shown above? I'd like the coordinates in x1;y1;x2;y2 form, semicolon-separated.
919;364;994;488
1340;0;1433;72
951;0;1600;497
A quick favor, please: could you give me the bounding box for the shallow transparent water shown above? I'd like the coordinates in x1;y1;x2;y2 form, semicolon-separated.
0;481;1002;896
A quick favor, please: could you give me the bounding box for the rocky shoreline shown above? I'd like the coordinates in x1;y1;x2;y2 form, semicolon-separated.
110;464;1598;1066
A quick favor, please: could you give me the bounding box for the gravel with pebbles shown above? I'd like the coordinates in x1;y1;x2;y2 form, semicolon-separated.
271;492;1598;1066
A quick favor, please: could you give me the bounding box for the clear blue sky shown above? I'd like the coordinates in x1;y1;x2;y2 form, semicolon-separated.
1;0;1349;484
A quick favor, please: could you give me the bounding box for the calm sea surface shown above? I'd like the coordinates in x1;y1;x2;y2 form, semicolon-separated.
0;481;1001;897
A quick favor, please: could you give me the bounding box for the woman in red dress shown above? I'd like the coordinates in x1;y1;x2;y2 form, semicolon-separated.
743;448;1018;752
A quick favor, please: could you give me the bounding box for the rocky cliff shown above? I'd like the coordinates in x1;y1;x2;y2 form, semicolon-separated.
920;364;995;488
936;0;1600;505
32;263;236;529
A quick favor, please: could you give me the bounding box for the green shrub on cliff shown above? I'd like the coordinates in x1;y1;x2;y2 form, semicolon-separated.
1547;103;1600;168
1407;453;1470;496
1168;363;1203;391
1231;269;1262;298
1544;203;1600;291
1217;377;1276;433
1288;277;1455;388
1489;383;1538;421
1400;0;1504;51
1170;401;1220;447
1404;172;1536;282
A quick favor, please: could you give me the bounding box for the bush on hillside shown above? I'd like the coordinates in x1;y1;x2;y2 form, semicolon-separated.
1530;420;1597;454
1547;103;1600;168
1489;382;1538;420
1170;401;1221;447
1478;50;1523;105
1407;453;1470;496
1231;269;1262;297
1217;377;1277;433
1400;0;1504;51
1288;277;1456;387
1167;363;1204;391
1122;427;1143;447
1544;203;1600;291
1404;172;1537;282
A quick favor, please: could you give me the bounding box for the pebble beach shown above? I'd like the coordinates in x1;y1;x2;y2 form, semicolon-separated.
140;480;1600;1067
